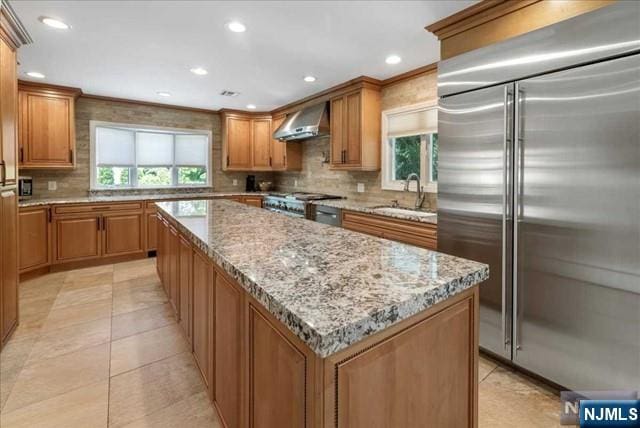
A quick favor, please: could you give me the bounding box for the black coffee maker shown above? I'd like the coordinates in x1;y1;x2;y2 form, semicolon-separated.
245;175;256;192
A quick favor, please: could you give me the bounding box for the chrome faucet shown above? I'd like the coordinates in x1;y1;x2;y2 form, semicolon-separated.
404;173;425;210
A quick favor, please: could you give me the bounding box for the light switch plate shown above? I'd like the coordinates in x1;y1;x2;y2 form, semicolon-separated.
48;181;57;191
232;179;238;186
294;180;298;187
357;183;365;193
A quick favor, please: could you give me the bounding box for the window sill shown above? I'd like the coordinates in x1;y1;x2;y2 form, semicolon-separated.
91;185;212;191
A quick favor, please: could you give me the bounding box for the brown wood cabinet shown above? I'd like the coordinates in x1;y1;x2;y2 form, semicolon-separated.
329;87;381;171
224;115;253;170
0;35;17;186
18;82;80;169
178;235;193;344
103;211;144;257
242;196;263;208
168;225;180;316
156;210;478;428
146;212;157;250
249;304;307;427
53;214;102;263
52;203;144;264
215;272;244;428
342;210;437;250
222;111;301;172
252;118;271;170
192;248;214;398
18;206;50;273
1;189;18;345
270;115;302;171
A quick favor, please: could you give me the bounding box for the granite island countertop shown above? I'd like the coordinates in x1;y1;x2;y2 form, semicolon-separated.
310;199;438;225
18;191;267;208
156;199;487;357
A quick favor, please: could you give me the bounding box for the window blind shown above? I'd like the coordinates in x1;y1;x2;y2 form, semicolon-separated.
95;127;135;166
387;108;437;138
136;132;174;166
175;135;208;166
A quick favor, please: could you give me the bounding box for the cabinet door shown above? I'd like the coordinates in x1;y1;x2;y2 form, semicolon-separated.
252;118;272;169
21;92;75;168
0;39;17;185
249;305;306;428
330;96;345;165
178;236;193;344
54;215;101;262
146;212;157;251
215;273;244;428
1;190;18;343
270;116;286;170
103;212;144;256
168;225;180;317
226;116;252;169
192;250;214;398
19;207;50;272
345;91;362;165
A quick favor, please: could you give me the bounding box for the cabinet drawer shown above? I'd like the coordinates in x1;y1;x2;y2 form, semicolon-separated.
53;202;143;215
145;201;158;211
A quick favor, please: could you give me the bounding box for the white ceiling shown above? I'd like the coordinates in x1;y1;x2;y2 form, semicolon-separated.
11;1;475;111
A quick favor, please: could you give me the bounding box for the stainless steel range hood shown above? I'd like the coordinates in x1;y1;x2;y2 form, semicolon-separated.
272;102;329;141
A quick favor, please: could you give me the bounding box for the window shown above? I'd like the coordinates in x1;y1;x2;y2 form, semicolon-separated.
90;121;211;189
381;103;438;192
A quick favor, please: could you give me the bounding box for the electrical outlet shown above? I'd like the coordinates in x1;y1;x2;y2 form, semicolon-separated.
48;181;57;191
294;180;298;187
357;183;365;193
232;179;238;186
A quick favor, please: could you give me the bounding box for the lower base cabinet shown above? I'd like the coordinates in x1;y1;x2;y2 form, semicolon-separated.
192;248;214;398
215;273;244;428
53;214;102;262
1;189;19;346
157;211;477;428
18;206;50;273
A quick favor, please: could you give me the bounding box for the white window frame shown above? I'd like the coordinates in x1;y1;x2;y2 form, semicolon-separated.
90;120;212;190
381;101;438;193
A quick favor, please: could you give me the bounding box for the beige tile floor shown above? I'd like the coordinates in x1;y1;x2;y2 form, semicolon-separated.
0;258;563;427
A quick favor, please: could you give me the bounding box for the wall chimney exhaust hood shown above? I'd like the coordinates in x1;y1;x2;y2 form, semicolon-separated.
273;102;329;141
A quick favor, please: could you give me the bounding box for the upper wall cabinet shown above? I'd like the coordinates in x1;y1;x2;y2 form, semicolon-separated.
221;111;301;172
18;82;81;169
329;86;381;171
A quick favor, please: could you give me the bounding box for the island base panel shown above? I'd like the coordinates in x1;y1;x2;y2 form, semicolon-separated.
156;210;479;428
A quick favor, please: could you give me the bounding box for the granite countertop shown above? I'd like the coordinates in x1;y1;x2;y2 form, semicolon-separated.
311;199;438;225
156;199;487;357
18;192;267;208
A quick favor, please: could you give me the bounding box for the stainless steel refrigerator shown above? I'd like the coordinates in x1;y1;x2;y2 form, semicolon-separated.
437;2;640;391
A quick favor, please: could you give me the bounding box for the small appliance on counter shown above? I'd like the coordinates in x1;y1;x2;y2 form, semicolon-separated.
246;175;256;192
258;181;272;192
18;176;33;200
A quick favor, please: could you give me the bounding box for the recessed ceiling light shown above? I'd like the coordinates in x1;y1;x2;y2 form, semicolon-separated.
39;16;70;30
303;76;316;83
26;71;45;79
226;21;246;33
190;67;208;76
157;91;171;97
246;104;256;110
385;55;402;65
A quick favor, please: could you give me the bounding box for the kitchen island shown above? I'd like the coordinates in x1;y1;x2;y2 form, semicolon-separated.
155;199;488;428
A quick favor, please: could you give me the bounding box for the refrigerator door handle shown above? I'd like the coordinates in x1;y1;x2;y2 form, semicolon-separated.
502;86;513;351
513;84;525;353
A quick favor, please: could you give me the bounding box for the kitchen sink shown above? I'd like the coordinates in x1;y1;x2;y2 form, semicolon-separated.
369;206;437;218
